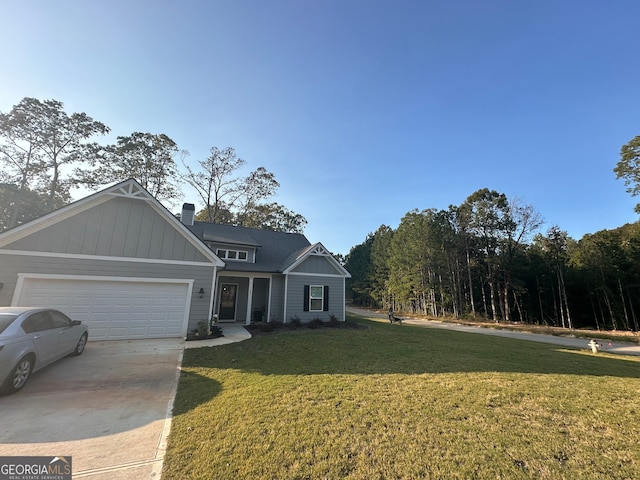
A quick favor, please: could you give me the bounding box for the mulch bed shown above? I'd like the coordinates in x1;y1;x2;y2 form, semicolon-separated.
245;320;366;336
186;333;224;341
185;326;224;341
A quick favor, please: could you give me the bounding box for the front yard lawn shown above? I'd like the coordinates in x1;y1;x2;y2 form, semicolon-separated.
163;315;640;479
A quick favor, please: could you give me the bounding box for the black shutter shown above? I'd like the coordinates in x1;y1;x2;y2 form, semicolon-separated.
303;285;309;311
323;285;329;311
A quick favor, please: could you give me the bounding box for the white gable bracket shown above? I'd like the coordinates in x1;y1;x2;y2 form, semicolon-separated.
308;244;330;256
107;181;150;200
283;242;351;278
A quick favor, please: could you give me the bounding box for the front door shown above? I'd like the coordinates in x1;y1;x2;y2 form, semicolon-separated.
218;284;238;322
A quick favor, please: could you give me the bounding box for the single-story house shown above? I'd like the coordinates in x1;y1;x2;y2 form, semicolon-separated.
0;179;351;340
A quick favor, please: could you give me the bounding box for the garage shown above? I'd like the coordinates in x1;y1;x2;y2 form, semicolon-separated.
0;179;224;340
14;275;193;340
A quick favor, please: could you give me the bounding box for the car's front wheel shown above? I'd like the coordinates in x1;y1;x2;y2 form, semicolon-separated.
70;333;88;357
1;355;34;394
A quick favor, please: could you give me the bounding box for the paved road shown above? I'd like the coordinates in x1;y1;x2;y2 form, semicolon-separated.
347;306;640;356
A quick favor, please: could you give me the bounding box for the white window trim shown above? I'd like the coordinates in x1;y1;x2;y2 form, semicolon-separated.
215;248;249;262
309;285;324;312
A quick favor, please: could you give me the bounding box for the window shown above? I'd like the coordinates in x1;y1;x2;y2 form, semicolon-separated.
0;314;18;334
215;248;248;261
304;285;329;312
309;286;324;311
49;311;72;328
22;312;52;333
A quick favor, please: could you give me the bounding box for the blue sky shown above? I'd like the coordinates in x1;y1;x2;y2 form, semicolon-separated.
2;1;639;255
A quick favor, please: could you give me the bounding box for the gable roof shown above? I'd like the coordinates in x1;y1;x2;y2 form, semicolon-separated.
188;222;350;277
187;222;312;273
283;242;351;277
0;179;225;267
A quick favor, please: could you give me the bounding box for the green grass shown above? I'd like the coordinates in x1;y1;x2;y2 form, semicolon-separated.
163;315;640;479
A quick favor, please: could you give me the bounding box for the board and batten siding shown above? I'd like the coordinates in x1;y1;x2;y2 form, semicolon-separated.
285;274;346;322
3;196;210;263
0;253;215;331
290;255;342;275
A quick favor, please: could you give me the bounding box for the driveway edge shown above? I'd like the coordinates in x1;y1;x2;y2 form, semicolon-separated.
150;346;185;479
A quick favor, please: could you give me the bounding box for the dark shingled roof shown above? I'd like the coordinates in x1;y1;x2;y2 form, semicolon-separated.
186;222;312;273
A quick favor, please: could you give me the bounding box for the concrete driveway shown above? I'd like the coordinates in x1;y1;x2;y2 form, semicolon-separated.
0;338;184;479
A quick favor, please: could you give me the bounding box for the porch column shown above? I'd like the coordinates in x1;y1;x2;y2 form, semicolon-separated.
267;275;273;323
209;267;218;322
283;274;288;323
245;276;254;325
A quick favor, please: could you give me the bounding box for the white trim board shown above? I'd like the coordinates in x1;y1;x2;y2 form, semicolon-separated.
216;271;273;279
286;271;346;278
0;249;217;268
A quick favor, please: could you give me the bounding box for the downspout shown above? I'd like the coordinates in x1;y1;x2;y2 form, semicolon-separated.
245;276;254;325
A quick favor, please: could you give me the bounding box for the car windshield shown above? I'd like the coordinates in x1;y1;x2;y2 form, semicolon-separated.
0;314;19;334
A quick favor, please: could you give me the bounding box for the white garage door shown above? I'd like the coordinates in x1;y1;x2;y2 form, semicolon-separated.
16;276;191;340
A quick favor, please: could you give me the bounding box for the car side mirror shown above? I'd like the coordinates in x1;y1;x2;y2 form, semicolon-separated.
72;320;82;326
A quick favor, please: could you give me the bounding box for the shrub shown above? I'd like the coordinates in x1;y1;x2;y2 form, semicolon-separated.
327;314;339;326
210;326;223;338
197;320;210;336
307;318;323;329
289;316;301;329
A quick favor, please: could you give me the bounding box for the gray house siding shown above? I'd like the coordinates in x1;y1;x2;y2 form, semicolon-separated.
269;275;285;322
286;274;345;322
291;255;342;275
0;253;215;331
3;196;210;263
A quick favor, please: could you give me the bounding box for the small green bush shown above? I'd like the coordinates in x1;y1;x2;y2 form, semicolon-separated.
307;318;323;329
197;320;210;336
327;314;339;326
289;316;301;329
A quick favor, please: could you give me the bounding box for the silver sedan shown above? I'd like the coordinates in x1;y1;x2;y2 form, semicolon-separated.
0;307;88;394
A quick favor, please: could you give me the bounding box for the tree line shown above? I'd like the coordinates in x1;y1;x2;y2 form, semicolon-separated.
0;97;306;233
345;181;640;332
